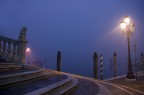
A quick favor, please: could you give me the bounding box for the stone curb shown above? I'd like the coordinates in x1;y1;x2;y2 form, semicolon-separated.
54;76;78;95
24;74;72;95
104;75;126;81
70;74;112;95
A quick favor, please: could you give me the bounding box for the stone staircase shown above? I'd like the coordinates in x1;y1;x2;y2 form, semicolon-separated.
0;64;78;95
0;63;22;70
0;29;82;95
25;74;78;95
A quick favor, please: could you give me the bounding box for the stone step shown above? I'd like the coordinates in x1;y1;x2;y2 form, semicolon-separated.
0;67;78;95
0;63;16;65
0;65;22;70
0;69;48;87
0;63;21;71
25;74;78;95
0;69;43;79
47;76;78;95
0;63;40;70
0;74;67;95
0;68;39;76
0;58;10;63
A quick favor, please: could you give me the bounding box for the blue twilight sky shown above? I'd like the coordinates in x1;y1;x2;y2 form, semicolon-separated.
0;0;144;78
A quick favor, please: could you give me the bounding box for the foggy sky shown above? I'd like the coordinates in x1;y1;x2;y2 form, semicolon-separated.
0;0;144;78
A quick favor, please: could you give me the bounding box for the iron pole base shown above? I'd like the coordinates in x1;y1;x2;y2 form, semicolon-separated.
126;71;136;82
126;71;135;79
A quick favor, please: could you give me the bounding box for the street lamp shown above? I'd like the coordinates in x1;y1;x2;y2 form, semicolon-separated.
120;15;135;80
26;48;31;64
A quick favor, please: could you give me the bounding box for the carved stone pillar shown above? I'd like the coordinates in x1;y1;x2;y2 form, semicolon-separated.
17;41;27;64
17;26;28;64
7;42;12;60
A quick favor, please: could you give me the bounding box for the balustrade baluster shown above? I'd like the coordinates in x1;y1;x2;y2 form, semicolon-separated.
7;42;12;59
3;41;7;57
0;40;2;57
13;43;17;63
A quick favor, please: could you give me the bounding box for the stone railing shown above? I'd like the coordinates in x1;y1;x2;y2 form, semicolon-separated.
0;26;28;64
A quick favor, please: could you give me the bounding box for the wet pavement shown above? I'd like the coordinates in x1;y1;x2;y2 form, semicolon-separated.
106;74;144;95
64;77;99;95
107;75;144;92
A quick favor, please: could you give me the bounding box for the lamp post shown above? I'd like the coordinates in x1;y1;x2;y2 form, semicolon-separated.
26;48;31;64
120;15;135;79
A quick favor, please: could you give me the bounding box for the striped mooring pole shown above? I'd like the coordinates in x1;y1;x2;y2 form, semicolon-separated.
100;54;103;80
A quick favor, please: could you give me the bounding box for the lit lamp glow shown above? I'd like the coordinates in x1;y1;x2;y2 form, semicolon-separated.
120;22;126;31
124;17;130;24
120;15;135;80
26;48;31;64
